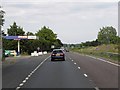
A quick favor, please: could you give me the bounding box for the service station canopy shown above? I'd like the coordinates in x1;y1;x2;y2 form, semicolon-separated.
3;36;38;40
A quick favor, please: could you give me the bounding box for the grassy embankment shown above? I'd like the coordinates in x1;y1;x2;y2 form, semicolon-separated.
71;44;119;64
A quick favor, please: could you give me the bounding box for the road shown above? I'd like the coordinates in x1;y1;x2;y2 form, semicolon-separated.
2;52;119;89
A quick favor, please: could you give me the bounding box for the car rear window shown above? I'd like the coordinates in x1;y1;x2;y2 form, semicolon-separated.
53;50;63;53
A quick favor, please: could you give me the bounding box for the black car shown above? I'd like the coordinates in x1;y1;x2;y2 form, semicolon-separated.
51;49;65;61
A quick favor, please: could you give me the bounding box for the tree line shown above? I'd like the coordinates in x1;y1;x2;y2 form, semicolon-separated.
65;26;120;48
2;22;63;55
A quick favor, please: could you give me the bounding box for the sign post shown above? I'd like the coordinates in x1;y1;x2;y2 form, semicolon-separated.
3;36;38;56
18;40;20;55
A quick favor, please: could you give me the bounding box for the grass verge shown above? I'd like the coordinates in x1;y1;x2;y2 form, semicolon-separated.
71;44;119;64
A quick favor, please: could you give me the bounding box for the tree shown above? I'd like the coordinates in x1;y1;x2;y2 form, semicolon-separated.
26;32;34;36
7;22;25;36
97;26;117;44
54;39;63;48
36;26;58;51
0;6;5;26
2;30;6;36
36;26;57;42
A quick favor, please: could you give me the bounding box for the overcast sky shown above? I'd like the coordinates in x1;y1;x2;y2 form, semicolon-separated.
1;0;119;44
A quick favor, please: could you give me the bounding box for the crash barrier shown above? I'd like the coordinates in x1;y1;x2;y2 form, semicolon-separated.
31;51;47;56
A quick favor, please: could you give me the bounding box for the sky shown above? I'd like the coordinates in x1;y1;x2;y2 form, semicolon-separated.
1;0;119;44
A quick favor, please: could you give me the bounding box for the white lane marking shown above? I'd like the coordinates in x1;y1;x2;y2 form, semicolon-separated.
16;56;50;90
19;83;23;86
86;55;120;67
74;53;120;67
84;74;88;77
22;80;26;83
28;74;31;77
25;77;29;80
16;87;20;90
78;67;81;69
94;87;100;90
74;63;76;65
72;60;74;61
31;71;34;74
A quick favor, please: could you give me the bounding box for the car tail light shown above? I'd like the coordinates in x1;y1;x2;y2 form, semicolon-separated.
52;54;55;56
60;53;64;56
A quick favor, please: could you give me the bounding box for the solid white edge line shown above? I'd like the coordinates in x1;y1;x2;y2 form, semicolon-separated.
74;52;120;67
86;55;120;67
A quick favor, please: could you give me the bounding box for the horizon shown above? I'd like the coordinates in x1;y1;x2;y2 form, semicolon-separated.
2;0;118;44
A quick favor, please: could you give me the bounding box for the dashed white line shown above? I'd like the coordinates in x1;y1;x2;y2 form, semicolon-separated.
74;63;77;65
16;56;50;90
28;75;31;77
78;67;81;69
16;87;20;90
31;71;34;74
94;87;100;90
22;80;26;83
72;60;74;61
19;83;23;86
25;77;29;80
84;74;88;77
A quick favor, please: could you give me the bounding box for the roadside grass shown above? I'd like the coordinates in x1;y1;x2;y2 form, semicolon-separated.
71;44;119;64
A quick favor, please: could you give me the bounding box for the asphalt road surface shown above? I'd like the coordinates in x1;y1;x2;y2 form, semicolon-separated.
2;52;119;90
66;52;119;89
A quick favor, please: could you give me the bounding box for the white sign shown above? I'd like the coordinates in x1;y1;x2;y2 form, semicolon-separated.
18;36;27;39
37;47;40;50
28;36;37;39
51;45;55;49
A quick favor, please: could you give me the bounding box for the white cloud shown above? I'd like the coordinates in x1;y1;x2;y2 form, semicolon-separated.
2;1;118;44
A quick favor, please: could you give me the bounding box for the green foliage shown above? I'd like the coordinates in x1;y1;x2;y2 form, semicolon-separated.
3;39;18;51
3;25;63;55
35;26;63;51
2;30;6;36
98;26;117;44
71;44;119;62
7;22;25;36
36;26;57;42
26;32;34;36
0;6;5;26
66;39;100;49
